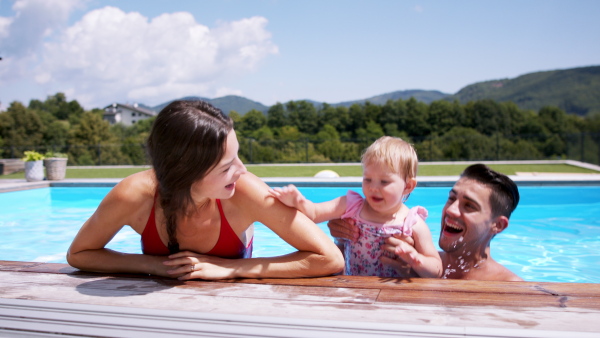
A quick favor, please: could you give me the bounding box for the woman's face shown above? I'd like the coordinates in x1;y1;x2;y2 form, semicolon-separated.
192;130;247;200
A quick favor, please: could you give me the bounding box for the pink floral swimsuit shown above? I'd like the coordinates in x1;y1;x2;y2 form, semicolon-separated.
341;190;428;277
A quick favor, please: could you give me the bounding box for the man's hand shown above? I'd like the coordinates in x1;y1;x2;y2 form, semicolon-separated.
380;234;420;272
327;218;359;242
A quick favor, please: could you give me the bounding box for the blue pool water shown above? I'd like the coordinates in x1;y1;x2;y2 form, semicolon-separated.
1;185;599;283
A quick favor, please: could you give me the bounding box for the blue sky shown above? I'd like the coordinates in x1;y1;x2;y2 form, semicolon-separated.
1;0;599;110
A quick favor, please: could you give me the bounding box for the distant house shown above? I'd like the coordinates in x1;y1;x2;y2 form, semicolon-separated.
103;103;157;126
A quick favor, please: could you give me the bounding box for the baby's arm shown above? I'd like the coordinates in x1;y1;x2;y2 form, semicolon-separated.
269;184;317;220
269;185;346;224
383;219;442;278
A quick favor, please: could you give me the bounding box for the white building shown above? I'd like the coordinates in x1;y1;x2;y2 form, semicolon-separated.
103;103;157;126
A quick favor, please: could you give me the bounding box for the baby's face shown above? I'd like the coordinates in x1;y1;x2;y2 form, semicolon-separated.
361;162;410;214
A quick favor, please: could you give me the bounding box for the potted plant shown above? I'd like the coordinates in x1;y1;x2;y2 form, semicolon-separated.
22;151;45;182
44;151;69;180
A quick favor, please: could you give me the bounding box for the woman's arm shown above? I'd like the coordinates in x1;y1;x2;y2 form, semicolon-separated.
66;171;180;277
167;173;345;280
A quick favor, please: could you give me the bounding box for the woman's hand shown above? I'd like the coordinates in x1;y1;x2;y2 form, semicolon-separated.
164;251;236;280
327;218;359;242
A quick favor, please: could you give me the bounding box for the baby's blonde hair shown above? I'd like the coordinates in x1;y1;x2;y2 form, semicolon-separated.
361;136;419;180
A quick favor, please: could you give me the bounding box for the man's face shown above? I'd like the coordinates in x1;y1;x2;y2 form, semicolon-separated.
439;177;497;255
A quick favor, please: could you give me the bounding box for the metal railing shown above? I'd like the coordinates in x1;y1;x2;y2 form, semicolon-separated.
2;132;600;165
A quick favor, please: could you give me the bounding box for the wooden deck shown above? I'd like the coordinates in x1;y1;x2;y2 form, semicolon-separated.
0;261;598;337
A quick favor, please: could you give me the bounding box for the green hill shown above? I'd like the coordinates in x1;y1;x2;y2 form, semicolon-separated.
147;66;599;116
332;89;449;107
151;90;446;116
451;65;600;115
152;95;268;115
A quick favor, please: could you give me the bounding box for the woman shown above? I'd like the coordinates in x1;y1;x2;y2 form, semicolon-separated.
67;100;344;280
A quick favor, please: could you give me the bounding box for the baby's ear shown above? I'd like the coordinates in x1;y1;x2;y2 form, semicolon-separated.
404;177;417;194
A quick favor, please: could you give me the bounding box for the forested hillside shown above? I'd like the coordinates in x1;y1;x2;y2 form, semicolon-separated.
152;95;268;115
152;90;448;115
3;92;600;166
147;66;599;117
452;66;600;116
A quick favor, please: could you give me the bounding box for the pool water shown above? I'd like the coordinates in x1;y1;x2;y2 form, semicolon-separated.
1;186;599;283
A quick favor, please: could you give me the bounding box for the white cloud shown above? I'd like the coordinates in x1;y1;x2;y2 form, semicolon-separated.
0;0;82;95
414;5;424;13
214;87;244;98
0;16;11;39
35;6;278;108
2;0;81;57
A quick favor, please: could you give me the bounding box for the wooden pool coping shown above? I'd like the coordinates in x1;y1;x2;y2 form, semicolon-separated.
0;261;599;337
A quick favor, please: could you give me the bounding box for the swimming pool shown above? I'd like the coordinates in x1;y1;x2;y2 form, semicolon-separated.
1;185;599;283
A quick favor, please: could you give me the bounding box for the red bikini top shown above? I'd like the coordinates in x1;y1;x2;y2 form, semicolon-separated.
141;198;252;258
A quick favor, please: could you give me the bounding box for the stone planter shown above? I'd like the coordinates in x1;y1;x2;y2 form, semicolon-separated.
44;158;68;180
24;160;44;182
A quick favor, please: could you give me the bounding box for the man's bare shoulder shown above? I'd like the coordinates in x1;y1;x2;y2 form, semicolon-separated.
496;265;524;282
473;261;523;282
440;253;523;282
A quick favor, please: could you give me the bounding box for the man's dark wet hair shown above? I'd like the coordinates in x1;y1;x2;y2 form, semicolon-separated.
460;164;520;218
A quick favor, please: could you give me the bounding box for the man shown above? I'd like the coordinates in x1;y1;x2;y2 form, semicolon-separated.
328;163;523;281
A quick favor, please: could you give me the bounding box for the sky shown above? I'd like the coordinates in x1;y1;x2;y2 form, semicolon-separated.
0;0;599;110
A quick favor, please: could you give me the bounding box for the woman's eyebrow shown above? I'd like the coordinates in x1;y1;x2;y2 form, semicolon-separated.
217;158;235;170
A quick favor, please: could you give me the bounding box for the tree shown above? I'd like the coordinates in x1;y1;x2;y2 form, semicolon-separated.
504;101;527;135
240;109;267;133
348;104;366;136
427;100;464;135
267;103;286;128
66;100;85;124
249;125;274;141
404;97;429;137
319;103;342;131
314;124;359;162
45;120;70;148
435;127;495;160
229;111;243;130
355;120;384;141
378;100;400;131
277;125;303;141
287;100;319;134
0;102;45;155
538;106;576;135
314;124;339;142
363;102;381;124
465;99;511;135
69;112;126;165
500;139;542;160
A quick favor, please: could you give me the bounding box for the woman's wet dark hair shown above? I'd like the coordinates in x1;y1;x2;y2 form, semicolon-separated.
147;100;233;253
460;164;520;218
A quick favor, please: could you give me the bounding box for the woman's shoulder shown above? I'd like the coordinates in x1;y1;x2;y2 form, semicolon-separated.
110;169;157;204
233;172;270;202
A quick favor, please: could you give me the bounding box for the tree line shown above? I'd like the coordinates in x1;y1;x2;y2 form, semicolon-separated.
2;93;600;165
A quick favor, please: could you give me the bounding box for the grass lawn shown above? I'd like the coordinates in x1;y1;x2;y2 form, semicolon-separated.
1;163;597;179
250;163;599;177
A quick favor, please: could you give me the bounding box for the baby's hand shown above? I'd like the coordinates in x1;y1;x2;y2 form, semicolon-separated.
381;235;421;268
269;184;304;208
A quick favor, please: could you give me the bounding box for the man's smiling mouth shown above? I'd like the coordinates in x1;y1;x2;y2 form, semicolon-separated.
443;219;464;234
